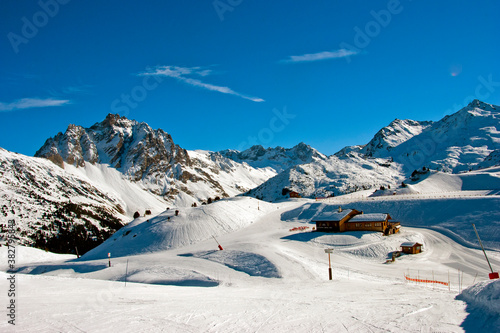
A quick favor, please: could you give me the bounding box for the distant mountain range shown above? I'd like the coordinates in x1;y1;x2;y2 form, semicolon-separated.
1;99;499;253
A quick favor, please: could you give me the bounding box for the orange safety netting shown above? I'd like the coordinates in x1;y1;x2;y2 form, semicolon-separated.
404;274;449;286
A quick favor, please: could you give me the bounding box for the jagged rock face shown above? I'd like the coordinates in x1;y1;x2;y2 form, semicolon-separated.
220;142;327;173
36;114;190;181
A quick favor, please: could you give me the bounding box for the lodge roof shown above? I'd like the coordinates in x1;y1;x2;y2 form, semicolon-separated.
401;242;422;247
348;213;390;222
312;209;355;222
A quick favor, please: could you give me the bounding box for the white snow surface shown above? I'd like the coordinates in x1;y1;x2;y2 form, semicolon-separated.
3;191;500;332
64;161;168;216
457;279;500;331
82;196;276;259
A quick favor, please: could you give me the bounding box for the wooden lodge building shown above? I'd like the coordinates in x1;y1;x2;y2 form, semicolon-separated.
401;242;423;254
312;207;400;235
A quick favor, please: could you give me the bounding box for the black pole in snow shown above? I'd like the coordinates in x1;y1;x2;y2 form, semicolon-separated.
125;259;129;287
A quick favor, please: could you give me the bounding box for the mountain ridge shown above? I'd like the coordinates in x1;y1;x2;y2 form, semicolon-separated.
2;99;499;253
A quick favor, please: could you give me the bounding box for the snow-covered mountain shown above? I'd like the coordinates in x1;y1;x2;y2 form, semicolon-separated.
0;148;128;254
378;100;500;173
3;99;499;252
246;153;404;201
360;119;434;157
220;142;327;173
477;149;500;169
335;100;499;173
247;100;500;201
35;114;276;205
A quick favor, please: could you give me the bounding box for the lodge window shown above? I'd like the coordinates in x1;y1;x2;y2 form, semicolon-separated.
365;223;372;227
374;223;381;227
355;223;362;227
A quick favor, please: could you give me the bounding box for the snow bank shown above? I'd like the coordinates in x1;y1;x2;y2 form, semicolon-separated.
180;250;281;278
458;279;500;314
457;279;500;331
122;266;219;287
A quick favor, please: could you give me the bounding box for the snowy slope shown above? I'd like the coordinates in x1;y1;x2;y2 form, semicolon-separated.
457;279;500;331
82;196;275;259
367;168;500;196
0;148;126;253
220;142;327;173
0;245;76;265
477;149;500;169
4;192;500;332
246;152;405;201
360;118;433;157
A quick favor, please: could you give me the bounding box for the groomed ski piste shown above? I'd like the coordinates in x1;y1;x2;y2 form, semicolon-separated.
1;168;500;332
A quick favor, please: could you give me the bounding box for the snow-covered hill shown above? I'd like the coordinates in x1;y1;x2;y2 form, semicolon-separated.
82;196;275;259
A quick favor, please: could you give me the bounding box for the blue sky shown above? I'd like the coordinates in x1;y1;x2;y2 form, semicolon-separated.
1;0;499;156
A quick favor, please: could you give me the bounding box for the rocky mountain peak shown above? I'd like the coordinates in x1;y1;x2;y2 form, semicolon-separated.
359;118;433;158
467;99;496;111
220;142;326;173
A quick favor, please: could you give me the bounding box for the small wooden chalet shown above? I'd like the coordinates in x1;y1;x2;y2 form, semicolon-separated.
312;207;400;235
289;191;301;198
401;242;422;254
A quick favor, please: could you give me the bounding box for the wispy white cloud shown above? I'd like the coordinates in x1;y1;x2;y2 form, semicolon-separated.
281;49;358;63
0;98;70;112
139;65;265;103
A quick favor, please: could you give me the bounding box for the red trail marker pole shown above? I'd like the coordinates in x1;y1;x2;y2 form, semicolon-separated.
212;236;223;250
